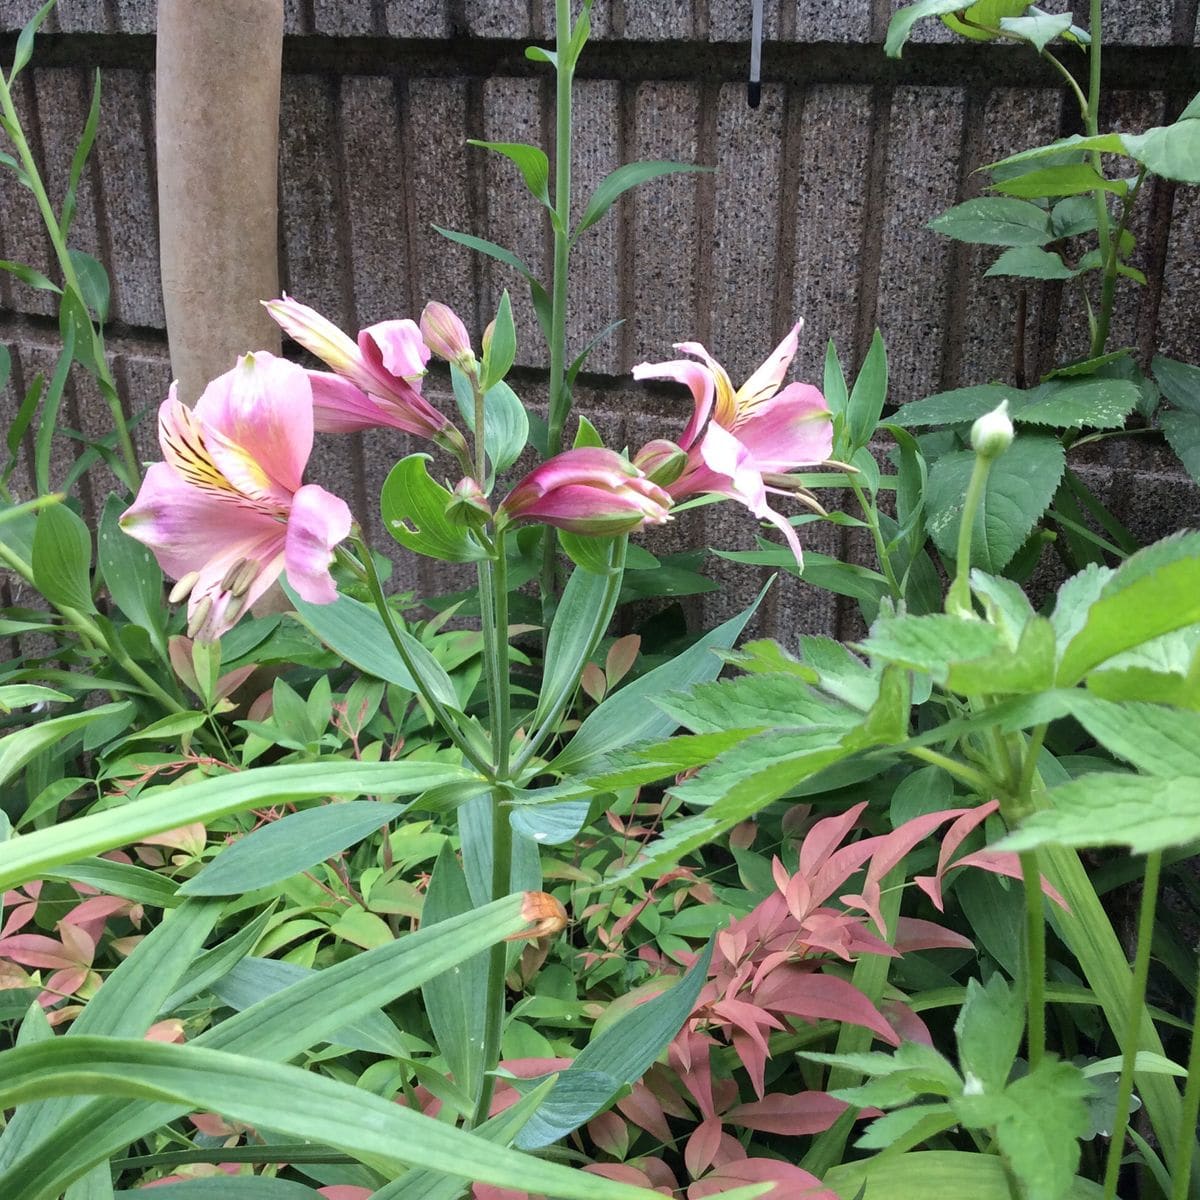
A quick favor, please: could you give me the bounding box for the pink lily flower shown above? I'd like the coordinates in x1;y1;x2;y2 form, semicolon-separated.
264;295;469;460
632;322;833;564
120;352;352;641
496;447;672;537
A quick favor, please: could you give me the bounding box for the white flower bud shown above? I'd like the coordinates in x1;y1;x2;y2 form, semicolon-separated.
970;400;1014;460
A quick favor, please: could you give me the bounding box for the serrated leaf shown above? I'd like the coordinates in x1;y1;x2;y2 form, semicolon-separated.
861;613;1003;678
998;772;1200;854
925;436;1065;573
1016;379;1140;430
1152;355;1200;416
575;161;710;240
1123;114;1200;184
985;245;1076;280
32;503;95;613
1064;695;1200;777
893;384;1012;427
993;163;1125;199
928;197;1052;246
955;976;1023;1093
946;617;1057;695
1161;410;1200;484
655;672;859;735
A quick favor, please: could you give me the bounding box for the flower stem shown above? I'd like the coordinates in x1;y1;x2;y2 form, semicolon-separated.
0;69;140;491
1020;848;1046;1071
1085;0;1116;359
1170;952;1200;1200
348;541;492;776
1103;850;1162;1200
907;745;993;795
539;0;577;627
946;452;992;618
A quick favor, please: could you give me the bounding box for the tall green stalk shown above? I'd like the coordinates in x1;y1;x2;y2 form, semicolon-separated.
1085;0;1116;358
1170;956;1200;1200
539;0;577;626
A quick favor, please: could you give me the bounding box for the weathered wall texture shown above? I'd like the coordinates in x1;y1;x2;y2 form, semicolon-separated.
1;1;1198;639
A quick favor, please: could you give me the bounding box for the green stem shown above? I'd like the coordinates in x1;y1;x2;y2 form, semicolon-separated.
851;478;902;600
946;453;992;618
1170;954;1200;1200
1093;165;1146;363
0;71;140;489
348;541;491;776
0;536;183;713
1085;0;1115;359
492;535;511;779
472;785;513;1129
1040;49;1089;120
1103;850;1162;1200
1020;849;1046;1070
539;0;577;625
907;745;993;795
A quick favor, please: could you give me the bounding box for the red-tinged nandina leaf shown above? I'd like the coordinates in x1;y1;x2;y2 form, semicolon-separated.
644;1062;696;1120
605;634;641;688
472;1187;529;1200
214;664;258;702
581;660;608;704
45;965;91;998
670;1031;718;1118
688;1157;838;1199
317;1189;373;1200
907;800;998;909
617;1082;675;1144
685;1116;725;1180
144;1019;186;1043
798;801;867;878
924;848;1068;910
782;871;814;924
893;916;974;952
882;998;934;1046
636;1155;681;1192
717;925;748;966
0;933;80;969
585;1162;665;1192
169;635;200;693
754;967;899;1046
733;1027;770;1098
726;1091;849;1136
729;819;757;849
588;1109;630;1159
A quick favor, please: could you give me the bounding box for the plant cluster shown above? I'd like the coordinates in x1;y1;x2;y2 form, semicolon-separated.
1;3;1199;1200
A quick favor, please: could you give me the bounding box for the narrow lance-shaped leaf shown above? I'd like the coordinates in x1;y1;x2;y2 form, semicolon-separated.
574;161;711;240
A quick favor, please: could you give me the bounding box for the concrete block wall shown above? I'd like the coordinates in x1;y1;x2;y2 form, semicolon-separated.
2;0;1198;642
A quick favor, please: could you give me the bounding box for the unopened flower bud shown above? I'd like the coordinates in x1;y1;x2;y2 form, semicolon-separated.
970;400;1014;460
633;439;688;488
481;319;496;361
446;476;492;529
420;301;476;373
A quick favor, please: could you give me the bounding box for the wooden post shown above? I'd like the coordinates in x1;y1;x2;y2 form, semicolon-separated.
155;0;284;404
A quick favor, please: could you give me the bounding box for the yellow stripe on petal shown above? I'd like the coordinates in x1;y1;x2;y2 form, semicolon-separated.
158;401;243;501
711;363;738;428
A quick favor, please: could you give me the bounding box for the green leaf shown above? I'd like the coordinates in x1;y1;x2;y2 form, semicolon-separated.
573;414;604;449
420;845;489;1104
61;70;102;239
516;942;714;1149
0;900;221;1172
285;585;460;711
893;384;1012;427
0;259;60;293
928;197;1052;246
1152;354;1200;416
548;583;768;776
993;163;1125;199
1161;411;1200;485
825;1150;1104;1200
1016;379;1140;430
451;370;528;476
862;612;1002;677
113;1181;317;1198
954;976;1023;1093
846;329;888;450
0;684;71;710
98;494;166;657
885;0;970;56
381;454;491;563
1068;696;1200;777
480;290;517;392
0;897;542;1199
0;760;473;892
989;133;1126;173
1000;773;1200;854
68;249;110;323
45;859;180;909
942;0;1032;39
656;672;859;735
32;503;94;613
179;801;415;896
468;140;550;206
985;245;1076;280
946;617;1057;695
0;702;129;791
559;529;621;574
9;0;57;79
0;1039;669;1200
574;161;710;240
925;436;1065;572
0;344;10;395
1123;114;1200;184
998;9;1073;50
1057;532;1200;684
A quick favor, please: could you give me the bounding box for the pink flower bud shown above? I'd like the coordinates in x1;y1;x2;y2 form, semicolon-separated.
496;447;672;537
633;438;688;487
420;301;476;371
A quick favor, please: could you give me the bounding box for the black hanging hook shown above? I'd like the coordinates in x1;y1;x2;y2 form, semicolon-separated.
748;0;763;107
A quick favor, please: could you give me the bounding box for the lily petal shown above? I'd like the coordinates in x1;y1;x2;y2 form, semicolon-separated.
631;359;714;450
308;371;402;434
730;384;833;470
285;484;353;603
675;340;737;426
734;321;802;416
